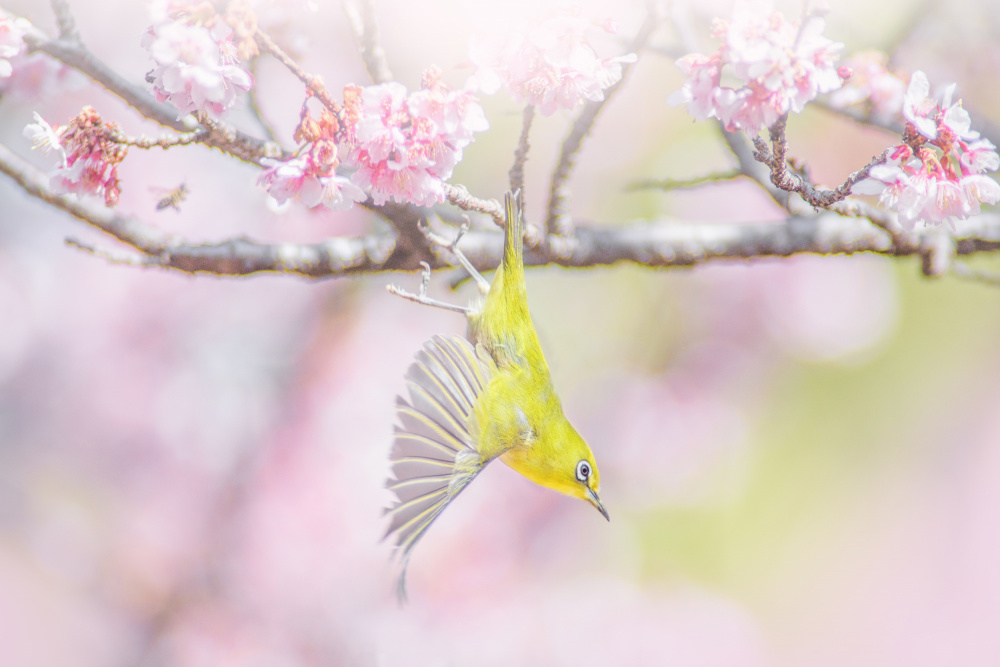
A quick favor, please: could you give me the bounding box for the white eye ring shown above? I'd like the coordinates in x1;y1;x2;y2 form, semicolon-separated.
576;460;591;482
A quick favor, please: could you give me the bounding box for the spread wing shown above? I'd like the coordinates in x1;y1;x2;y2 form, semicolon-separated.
384;334;495;600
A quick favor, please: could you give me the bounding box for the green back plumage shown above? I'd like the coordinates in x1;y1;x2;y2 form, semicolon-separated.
469;190;544;372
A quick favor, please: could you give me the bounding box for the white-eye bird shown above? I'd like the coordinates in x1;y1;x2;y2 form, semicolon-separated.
384;191;608;599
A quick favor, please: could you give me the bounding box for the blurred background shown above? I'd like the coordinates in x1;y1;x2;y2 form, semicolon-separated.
2;0;1000;665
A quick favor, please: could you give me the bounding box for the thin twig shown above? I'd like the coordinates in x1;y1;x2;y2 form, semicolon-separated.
66;237;165;267
718;124;790;210
508;105;535;198
753;114;891;209
20;21;282;163
50;0;79;41
386;261;472;313
0;141;394;277
107;129;209;150
343;0;393;84
545;6;661;239
193;112;281;163
443;184;504;226
255;27;343;116
24;30;189;132
627;169;743;192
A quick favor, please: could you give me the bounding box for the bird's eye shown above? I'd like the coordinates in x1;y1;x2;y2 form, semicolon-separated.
575;460;591;482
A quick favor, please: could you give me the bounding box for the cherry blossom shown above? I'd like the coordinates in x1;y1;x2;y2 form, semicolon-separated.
670;8;846;134
469;9;636;116
901;71;941;140
257;103;366;211
142;11;254;120
826;51;906;122
854;72;1000;228
961;139;1000;174
342;68;488;207
0;15;29;78
24;106;128;207
257;156;366;211
23;111;64;158
960;175;1000;217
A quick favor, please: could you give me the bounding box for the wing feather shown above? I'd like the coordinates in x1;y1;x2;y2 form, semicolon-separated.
384;334;496;601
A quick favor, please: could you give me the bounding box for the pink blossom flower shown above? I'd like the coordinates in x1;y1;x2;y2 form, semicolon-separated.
0;15;30;78
343;69;488;206
826;50;906;122
469;9;636;116
319;174;367;210
258;156;324;207
673;54;722;121
142;16;253;120
257;99;371;212
931;179;970;222
670;9;845;134
855;71;1000;228
853;160;913;207
257;156;366;211
961;139;1000;174
25;106;128;207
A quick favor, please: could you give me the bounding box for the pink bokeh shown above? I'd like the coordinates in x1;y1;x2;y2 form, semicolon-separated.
2;0;1000;666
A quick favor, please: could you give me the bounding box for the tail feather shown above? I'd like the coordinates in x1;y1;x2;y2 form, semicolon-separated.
503;190;524;290
384;334;496;601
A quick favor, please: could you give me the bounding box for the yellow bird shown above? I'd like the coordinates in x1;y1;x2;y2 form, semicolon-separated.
384;191;608;599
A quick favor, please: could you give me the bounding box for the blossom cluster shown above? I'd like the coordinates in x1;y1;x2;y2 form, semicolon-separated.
259;68;488;210
24;106;128;207
0;15;29;78
854;71;1000;228
257;103;366;211
469;9;636;116
142;5;254;121
343;68;488;206
670;9;846;134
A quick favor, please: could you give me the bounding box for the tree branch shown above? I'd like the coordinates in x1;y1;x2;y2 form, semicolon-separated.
50;0;79;41
8;135;1000;280
255;26;343;117
443;184;503;226
508;105;535;198
21;20;283;163
544;6;661;240
628;169;743;192
753;114;891;209
343;0;393;84
718;124;791;210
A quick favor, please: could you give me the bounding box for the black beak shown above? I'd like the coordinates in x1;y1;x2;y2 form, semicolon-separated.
586;487;610;521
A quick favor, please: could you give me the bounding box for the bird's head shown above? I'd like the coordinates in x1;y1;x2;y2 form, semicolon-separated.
538;418;609;521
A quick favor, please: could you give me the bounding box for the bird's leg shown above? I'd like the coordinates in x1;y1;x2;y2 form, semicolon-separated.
386;261;471;314
424;217;492;296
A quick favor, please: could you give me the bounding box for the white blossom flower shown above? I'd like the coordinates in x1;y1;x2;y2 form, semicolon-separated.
142;18;253;120
469;9;636;116
670;9;845;134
